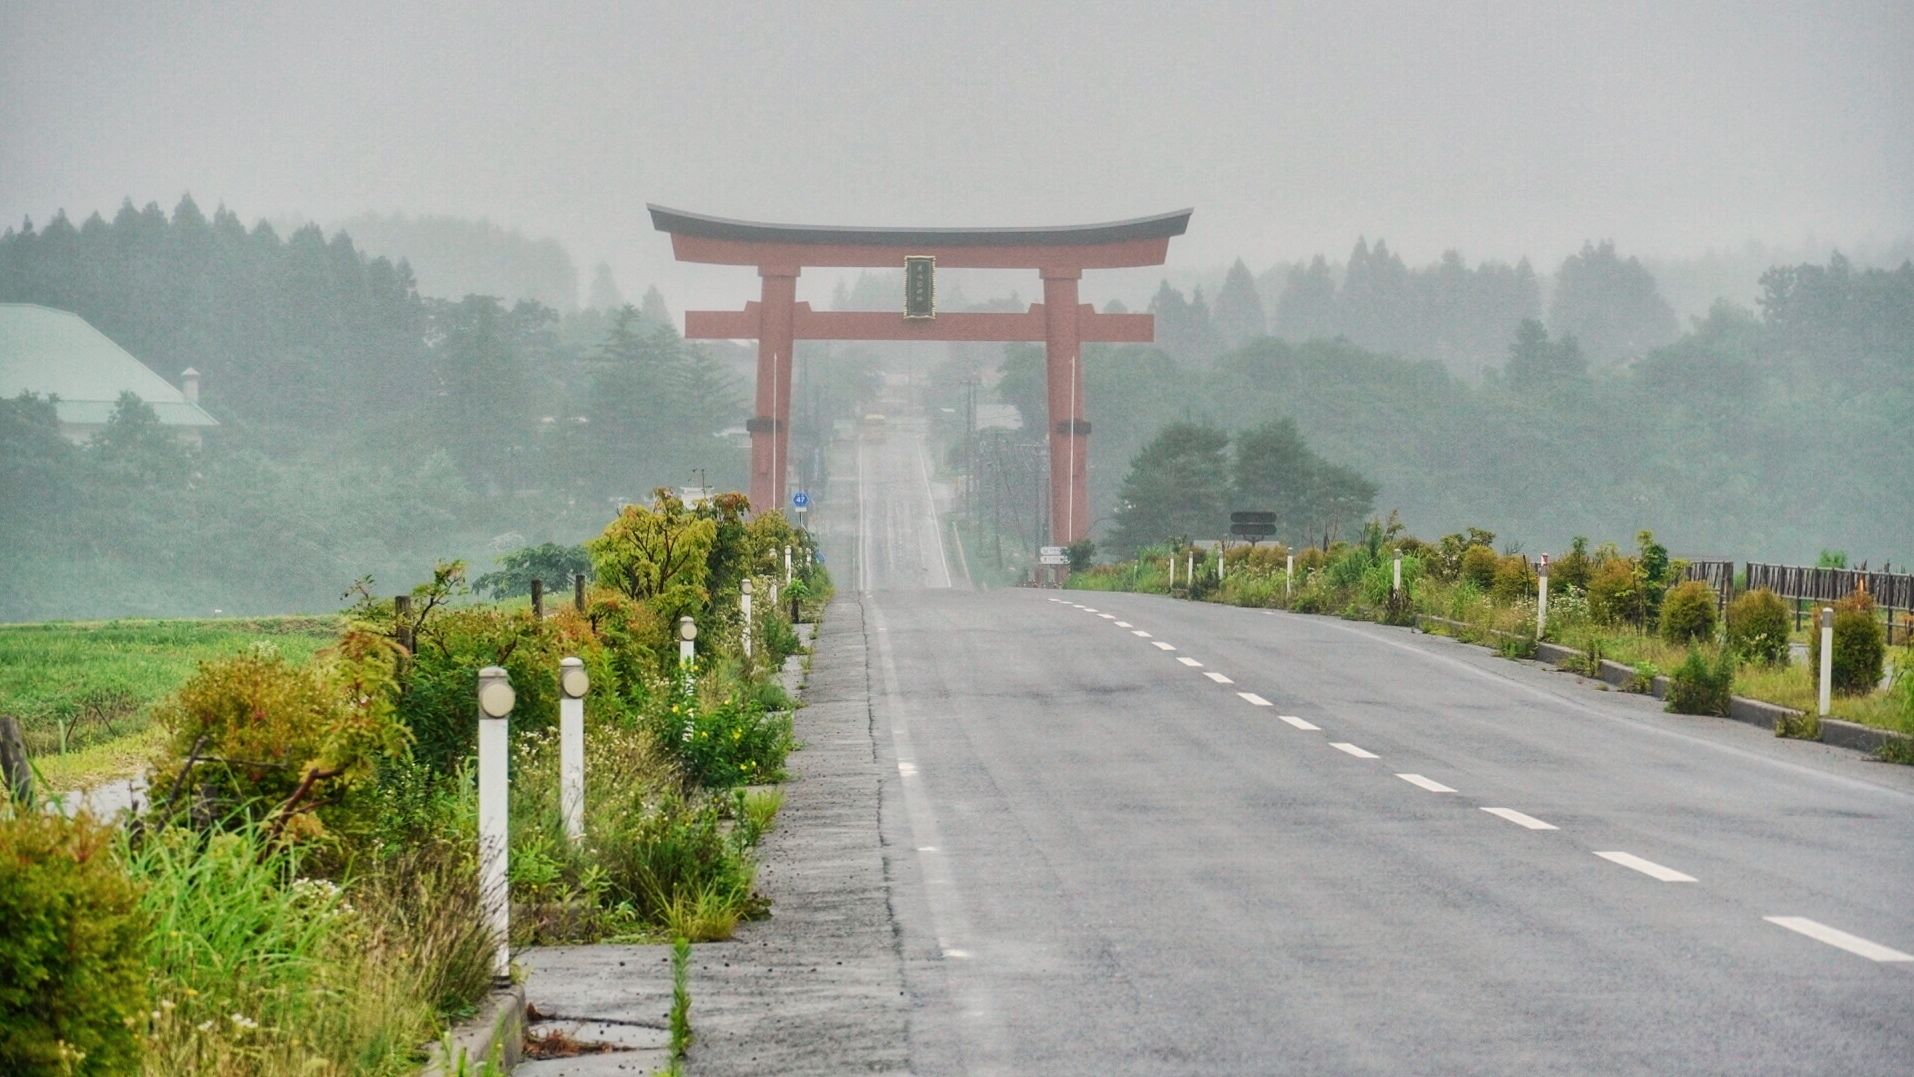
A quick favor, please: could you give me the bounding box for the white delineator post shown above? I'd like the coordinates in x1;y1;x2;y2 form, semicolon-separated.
784;545;793;585
1818;607;1834;717
1392;551;1402;597
1286;553;1294;598
1186;551;1194;587
1167;555;1175;587
476;666;514;982
558;656;588;845
1218;544;1226;582
677;615;697;695
741;579;754;660
1536;554;1550;638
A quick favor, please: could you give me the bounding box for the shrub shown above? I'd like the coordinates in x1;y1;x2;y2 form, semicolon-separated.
0;810;148;1076
650;691;795;789
1554;536;1593;593
1665;649;1734;717
1882;652;1914;764
1659;580;1719;643
1460;545;1499;591
402;606;576;772
1726;588;1790;665
148;631;407;836
1808;591;1886;696
1587;558;1645;625
1491;554;1536;603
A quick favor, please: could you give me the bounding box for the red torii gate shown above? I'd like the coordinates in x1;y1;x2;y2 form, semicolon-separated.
649;205;1190;547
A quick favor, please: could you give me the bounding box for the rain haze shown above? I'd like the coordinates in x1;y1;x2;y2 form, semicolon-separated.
4;2;1911;310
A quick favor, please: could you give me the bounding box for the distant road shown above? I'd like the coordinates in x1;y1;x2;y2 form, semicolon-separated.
822;404;1914;1075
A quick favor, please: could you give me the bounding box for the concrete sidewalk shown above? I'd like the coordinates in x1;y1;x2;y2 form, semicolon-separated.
517;606;905;1074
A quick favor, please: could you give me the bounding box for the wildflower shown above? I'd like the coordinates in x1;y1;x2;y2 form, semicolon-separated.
231;1013;259;1030
197;1020;215;1032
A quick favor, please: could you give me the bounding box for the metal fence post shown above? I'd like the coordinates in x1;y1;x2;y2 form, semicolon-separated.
476;666;514;983
559;656;588;845
1537;555;1550;638
1818;607;1834;718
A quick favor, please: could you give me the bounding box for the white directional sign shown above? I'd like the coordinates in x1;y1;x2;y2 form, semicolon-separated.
1039;554;1071;565
1040;545;1066;556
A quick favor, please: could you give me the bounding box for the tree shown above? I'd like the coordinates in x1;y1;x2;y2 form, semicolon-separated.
587;489;717;621
1273;256;1338;341
1503;319;1587;392
1549;240;1678;364
473;542;592;599
586;262;624;311
1212;258;1266;348
1106;422;1230;556
1230;417;1380;547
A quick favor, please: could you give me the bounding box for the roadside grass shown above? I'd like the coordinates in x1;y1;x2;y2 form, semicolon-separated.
0;616;339;781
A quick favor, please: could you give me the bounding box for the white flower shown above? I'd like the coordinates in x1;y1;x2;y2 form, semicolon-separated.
230;1013;259;1030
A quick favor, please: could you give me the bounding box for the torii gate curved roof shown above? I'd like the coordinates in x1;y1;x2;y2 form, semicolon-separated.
648;204;1191;269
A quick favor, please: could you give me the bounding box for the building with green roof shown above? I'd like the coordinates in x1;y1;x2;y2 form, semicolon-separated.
0;303;218;445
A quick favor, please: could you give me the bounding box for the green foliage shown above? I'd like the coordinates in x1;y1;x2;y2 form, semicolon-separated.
148;630;408;837
670;936;693;1059
1066;539;1096;573
1726;588;1790;665
1666;649;1735;717
0;809;148;1076
1881;653;1914;764
1230;417;1378;549
1490;554;1536;603
1555;536;1593;592
1658;580;1719;644
1809;592;1886;696
1107;422;1231;557
1816;549;1848;569
649;690;796;789
1635;530;1672;615
473;543;591;600
1460;545;1499;591
400;606;572;773
1587;558;1646;625
588;490;718;623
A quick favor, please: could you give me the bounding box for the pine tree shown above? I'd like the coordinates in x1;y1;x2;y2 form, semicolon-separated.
1211;258;1267;349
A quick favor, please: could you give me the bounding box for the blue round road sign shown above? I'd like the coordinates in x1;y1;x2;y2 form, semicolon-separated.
792;491;810;509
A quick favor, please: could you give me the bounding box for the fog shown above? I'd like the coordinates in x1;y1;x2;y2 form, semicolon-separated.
2;2;1910;618
4;3;1909;311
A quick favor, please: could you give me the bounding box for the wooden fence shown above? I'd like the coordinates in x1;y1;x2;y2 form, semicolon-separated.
1744;563;1914;613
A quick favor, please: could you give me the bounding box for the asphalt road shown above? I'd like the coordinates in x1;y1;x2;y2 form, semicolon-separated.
815;412;1914;1075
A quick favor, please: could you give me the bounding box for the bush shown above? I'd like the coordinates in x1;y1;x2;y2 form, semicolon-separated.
148;631;407;836
1726;588;1790;665
1555;536;1592;593
650;691;795;789
1659;580;1719;644
1665;649;1734;717
0;810;148;1076
1808;591;1886;696
401;606;579;772
1490;554;1536;603
1587;558;1646;626
1460;545;1499;591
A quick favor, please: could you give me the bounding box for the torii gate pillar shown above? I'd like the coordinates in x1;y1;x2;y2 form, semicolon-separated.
1042;268;1088;546
750;267;799;512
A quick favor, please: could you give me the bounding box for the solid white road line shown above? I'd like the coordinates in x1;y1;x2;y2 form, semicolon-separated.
1277;714;1320;730
1481;807;1558;830
1204;672;1235;684
1152;641;1177;651
1594;851;1696;882
1114;621;1133;627
1176;657;1203;667
1132;630;1153;637
1330;742;1378;759
1396;773;1456;793
1237;692;1273;706
1763;917;1914;962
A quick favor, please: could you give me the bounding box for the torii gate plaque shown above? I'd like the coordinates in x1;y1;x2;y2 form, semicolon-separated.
650;204;1191;548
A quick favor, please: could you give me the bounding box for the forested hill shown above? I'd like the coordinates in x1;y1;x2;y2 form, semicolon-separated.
1001;256;1914;565
0;196;752;620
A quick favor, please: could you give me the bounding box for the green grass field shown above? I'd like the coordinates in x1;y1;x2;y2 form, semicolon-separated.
0;615;340;790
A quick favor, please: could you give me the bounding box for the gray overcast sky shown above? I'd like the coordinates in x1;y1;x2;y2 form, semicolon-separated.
4;1;1910;310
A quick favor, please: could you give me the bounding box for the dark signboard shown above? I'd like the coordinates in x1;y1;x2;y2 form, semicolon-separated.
1230;510;1277;538
904;255;935;319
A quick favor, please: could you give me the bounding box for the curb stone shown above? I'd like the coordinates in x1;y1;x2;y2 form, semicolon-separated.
1410;615;1911;757
422;983;526;1076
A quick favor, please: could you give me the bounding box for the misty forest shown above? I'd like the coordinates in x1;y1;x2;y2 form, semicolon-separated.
3;197;1908;618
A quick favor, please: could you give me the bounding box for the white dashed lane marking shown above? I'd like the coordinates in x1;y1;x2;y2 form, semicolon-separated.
1330;742;1378;759
1114;621;1133;628
1276;714;1320;731
1237;692;1273;706
1481;807;1558;830
1204;672;1235;684
1763;917;1913;962
1132;630;1153;638
1176;657;1203;667
1152;641;1177;651
1396;773;1456;793
1099;613;1116;619
1594;851;1696;882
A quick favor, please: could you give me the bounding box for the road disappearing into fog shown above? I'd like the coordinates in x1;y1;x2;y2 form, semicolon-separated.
812;400;1914;1076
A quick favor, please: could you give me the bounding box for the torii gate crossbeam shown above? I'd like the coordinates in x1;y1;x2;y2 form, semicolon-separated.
650;204;1191;551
